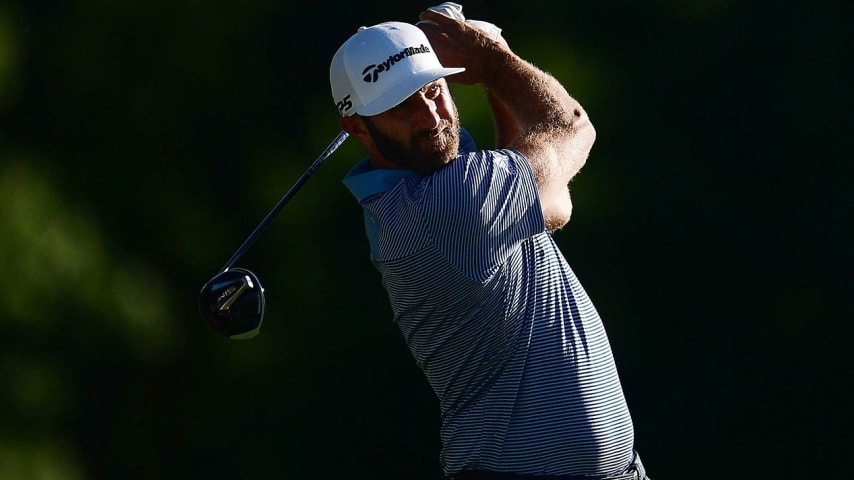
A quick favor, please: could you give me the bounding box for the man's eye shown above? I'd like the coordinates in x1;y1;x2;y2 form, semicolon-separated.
426;84;441;98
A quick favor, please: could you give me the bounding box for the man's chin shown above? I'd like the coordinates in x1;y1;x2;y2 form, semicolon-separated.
411;137;459;173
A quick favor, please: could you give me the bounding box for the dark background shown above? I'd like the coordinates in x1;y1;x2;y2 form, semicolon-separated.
0;0;849;478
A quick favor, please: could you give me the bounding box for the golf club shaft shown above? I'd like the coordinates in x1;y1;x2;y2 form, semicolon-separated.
220;130;349;272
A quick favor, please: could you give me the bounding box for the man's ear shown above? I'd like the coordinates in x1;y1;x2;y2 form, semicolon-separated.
340;115;392;168
340;115;372;146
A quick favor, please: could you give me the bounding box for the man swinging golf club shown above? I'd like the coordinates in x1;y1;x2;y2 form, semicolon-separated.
332;3;651;479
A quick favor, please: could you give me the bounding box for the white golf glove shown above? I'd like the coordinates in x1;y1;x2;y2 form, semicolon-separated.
420;2;507;45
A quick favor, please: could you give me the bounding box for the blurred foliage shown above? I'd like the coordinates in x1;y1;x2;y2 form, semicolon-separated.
0;0;849;478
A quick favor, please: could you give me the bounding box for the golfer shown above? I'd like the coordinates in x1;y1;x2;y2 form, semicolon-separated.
331;4;649;479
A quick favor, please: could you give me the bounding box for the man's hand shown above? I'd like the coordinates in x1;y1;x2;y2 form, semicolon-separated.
417;9;509;86
419;3;508;45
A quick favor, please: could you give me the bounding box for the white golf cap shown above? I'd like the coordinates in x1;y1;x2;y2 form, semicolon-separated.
330;22;465;117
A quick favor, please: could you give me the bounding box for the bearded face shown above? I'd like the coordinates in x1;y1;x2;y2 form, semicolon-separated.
362;103;461;174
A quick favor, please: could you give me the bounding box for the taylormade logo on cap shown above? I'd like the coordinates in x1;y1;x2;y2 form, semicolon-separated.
330;22;465;117
361;44;433;83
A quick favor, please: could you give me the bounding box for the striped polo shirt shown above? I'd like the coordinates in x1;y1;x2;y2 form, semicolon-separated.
342;133;634;476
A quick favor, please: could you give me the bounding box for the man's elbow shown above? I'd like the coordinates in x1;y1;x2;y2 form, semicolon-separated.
553;104;596;173
572;105;596;158
569;110;596;172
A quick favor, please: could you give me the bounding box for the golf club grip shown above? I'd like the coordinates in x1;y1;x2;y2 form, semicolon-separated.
220;130;350;272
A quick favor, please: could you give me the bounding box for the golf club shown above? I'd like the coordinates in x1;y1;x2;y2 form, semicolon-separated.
199;130;349;339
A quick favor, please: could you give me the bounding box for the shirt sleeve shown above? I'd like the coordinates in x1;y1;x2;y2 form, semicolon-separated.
423;149;546;282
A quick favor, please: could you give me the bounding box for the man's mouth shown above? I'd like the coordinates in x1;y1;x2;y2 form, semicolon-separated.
417;125;451;147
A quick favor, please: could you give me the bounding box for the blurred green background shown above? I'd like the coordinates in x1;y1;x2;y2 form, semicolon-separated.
0;0;849;478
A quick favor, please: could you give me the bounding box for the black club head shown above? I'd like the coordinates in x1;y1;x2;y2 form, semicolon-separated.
199;268;265;339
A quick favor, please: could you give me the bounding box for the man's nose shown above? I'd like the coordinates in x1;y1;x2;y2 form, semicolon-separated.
411;95;441;129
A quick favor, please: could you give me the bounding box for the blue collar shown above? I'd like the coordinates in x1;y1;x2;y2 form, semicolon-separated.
342;159;419;202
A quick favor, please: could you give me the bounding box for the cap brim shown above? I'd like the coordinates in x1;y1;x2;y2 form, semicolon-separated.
356;67;465;117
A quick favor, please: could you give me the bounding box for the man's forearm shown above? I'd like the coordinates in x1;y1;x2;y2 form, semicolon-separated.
477;44;593;187
475;45;583;157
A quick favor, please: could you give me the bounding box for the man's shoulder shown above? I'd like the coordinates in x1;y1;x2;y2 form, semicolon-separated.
440;147;531;184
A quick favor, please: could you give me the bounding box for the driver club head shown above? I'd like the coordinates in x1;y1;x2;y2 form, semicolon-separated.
199;268;265;340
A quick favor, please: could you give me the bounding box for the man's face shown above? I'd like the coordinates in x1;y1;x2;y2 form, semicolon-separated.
362;79;460;174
